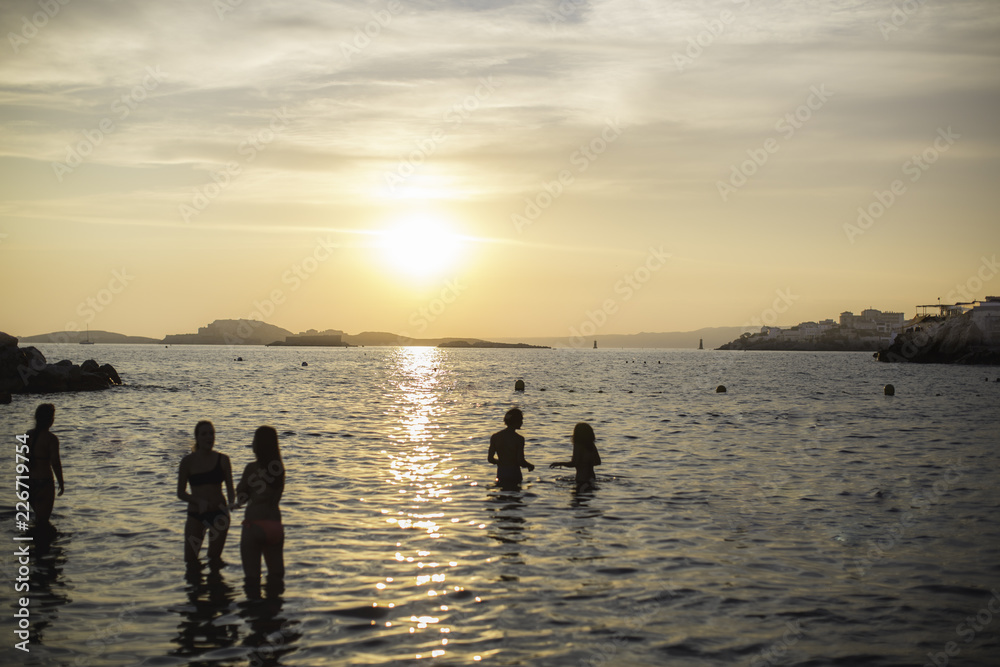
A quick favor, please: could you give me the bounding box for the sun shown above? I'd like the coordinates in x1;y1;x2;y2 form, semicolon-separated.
378;214;464;281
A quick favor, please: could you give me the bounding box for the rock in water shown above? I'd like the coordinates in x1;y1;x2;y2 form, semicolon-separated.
0;330;124;394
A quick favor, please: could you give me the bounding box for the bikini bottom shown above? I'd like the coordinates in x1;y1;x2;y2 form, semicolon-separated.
243;519;284;546
188;510;229;529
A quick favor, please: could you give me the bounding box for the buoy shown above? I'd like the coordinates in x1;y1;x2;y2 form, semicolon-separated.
716;385;726;393
302;362;308;367
514;380;525;391
883;384;895;396
236;357;243;361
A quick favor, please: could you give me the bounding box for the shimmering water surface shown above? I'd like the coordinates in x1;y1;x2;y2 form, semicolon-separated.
2;345;999;666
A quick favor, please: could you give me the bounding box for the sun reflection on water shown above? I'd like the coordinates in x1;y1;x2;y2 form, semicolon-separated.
373;347;480;660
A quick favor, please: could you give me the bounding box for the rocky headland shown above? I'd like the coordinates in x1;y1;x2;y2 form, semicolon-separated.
875;313;1000;365
0;331;124;397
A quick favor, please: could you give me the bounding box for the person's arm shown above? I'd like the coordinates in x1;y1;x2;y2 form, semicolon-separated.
222;454;236;507
51;435;64;496
518;436;534;472
551;441;578;469
177;457;192;503
488;434;498;464
233;462;252;509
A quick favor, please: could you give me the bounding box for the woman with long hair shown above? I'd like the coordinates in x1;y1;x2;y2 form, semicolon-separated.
177;420;235;569
234;425;285;598
550;422;602;492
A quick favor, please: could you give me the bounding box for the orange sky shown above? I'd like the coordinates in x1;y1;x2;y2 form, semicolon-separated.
1;0;998;340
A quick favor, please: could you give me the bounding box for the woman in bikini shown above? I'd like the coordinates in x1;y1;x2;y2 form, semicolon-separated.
27;403;64;527
550;422;602;492
177;420;235;568
233;425;285;598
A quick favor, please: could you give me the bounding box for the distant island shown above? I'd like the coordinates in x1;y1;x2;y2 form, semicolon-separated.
22;305;996;358
20;320;745;349
20;330;162;345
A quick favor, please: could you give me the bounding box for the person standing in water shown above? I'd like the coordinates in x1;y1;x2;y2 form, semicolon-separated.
27;403;64;527
177;421;235;569
233;425;285;598
550;422;602;492
488;408;534;489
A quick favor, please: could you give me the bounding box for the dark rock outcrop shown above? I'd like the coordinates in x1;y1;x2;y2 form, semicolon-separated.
875;314;1000;365
0;332;125;394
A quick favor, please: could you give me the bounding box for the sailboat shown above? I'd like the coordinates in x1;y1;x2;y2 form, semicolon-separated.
698;338;703;350
593;340;597;349
80;325;95;345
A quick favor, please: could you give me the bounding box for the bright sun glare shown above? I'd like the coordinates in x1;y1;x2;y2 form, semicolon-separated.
379;214;464;281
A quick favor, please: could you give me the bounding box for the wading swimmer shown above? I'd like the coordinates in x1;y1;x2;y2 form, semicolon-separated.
488;408;534;489
233;425;285;599
177;421;235;569
27;403;64;527
550;422;602;492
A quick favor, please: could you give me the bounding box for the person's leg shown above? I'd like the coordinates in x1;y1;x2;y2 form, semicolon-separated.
31;479;55;525
206;512;230;563
184;516;206;565
262;540;284;597
241;522;264;598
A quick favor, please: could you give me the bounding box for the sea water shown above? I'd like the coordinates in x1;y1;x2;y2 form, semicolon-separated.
1;345;998;666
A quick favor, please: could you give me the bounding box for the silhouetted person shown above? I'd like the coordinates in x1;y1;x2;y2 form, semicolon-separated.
27;403;64;527
550;422;602;492
234;426;285;599
488;408;534;489
177;421;235;569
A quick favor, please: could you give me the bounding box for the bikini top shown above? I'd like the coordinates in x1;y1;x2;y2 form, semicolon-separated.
189;453;225;486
